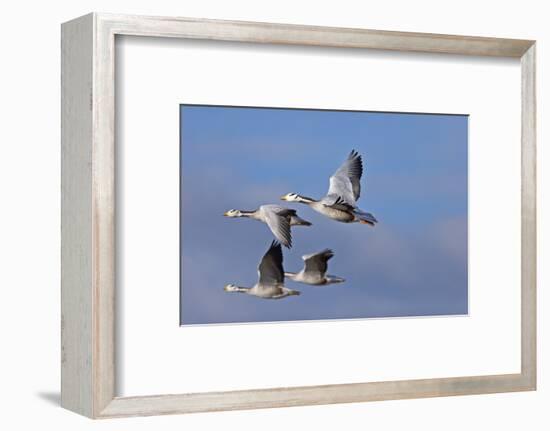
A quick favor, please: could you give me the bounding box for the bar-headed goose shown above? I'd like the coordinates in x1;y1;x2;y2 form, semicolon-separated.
281;150;378;226
223;204;311;248
224;241;301;299
285;249;345;285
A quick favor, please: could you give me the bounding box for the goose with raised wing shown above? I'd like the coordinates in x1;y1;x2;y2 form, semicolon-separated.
224;241;301;299
223;204;311;248
285;249;345;286
281;150;378;225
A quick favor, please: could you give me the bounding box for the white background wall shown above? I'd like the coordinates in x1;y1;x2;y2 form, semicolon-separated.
0;0;547;429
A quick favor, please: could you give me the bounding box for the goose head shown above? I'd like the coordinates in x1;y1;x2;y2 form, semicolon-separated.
223;209;242;217
224;284;240;292
280;193;300;202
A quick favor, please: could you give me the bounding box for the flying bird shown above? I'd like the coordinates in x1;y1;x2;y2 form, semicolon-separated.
285;249;345;286
224;241;301;299
281;150;378;225
223;204;311;248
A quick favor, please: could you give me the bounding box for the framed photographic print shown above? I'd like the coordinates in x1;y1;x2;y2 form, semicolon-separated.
61;13;536;419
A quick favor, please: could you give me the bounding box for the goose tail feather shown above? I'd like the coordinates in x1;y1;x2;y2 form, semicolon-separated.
354;210;377;226
289;215;312;226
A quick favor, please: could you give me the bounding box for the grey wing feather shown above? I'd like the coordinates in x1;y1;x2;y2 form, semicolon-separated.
258;241;284;285
262;207;292;248
327;150;363;205
321;196;355;211
261;204;296;217
302;249;334;275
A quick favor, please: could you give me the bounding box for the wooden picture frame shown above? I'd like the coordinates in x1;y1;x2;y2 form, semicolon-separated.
61;12;536;419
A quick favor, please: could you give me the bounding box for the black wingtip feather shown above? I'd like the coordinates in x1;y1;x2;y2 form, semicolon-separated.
268;240;284;260
348;149;363;181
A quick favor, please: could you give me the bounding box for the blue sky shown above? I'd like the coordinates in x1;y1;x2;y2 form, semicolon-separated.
180;105;468;325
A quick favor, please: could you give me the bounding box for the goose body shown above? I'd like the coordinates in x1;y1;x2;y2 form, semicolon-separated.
306;200;356;223
285;249;345;286
281;150;378;226
224;241;301;299
224;204;311;248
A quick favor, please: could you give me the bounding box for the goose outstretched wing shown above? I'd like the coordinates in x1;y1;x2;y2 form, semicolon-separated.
326;150;363;206
302;249;334;276
258;241;285;285
260;205;293;248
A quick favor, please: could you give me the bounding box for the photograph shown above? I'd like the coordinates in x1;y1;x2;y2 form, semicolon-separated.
180;105;468;325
